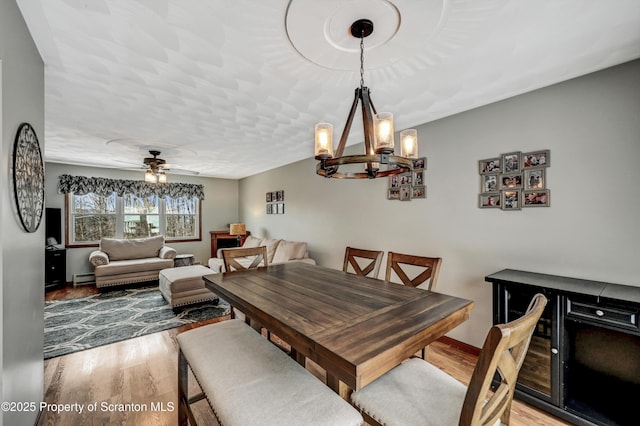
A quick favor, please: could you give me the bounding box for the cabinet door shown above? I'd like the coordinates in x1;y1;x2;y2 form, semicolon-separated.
45;249;66;288
493;283;561;405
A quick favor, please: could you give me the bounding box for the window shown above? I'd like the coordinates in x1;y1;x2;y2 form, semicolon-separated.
67;192;200;246
165;195;199;239
71;193;117;242
124;193;160;239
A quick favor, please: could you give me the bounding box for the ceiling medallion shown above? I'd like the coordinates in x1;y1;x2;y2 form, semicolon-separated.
314;19;419;179
12;123;45;232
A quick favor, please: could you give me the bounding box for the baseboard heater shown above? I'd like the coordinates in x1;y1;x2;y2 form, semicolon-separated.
73;272;95;287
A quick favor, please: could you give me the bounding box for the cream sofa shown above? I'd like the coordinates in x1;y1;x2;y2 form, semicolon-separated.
89;235;177;289
208;235;315;272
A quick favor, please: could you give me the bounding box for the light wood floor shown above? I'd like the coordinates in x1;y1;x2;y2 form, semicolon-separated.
40;285;571;425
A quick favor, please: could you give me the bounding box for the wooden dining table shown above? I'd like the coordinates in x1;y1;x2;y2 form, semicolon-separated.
203;262;474;399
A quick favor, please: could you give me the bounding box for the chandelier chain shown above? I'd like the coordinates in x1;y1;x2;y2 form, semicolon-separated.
359;33;365;89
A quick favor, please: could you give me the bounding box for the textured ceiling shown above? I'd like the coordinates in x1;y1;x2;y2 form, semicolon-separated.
16;0;640;179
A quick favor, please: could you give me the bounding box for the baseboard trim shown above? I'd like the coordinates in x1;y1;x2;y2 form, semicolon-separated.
436;335;481;357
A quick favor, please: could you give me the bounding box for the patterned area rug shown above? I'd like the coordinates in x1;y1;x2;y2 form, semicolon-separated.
44;286;230;359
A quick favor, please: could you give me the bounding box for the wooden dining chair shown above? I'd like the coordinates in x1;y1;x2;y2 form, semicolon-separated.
221;246;268;323
385;251;442;290
221;246;296;358
385;251;443;359
343;247;384;278
222;246;268;272
351;293;547;426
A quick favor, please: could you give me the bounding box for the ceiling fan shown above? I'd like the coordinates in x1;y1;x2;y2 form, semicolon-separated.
142;150;167;182
142;150;199;183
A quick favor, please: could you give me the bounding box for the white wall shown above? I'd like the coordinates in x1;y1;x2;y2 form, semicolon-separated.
44;163;241;278
1;1;46;424
239;60;640;347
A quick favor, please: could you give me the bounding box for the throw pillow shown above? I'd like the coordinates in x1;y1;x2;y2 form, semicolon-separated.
89;250;109;266
262;239;282;263
272;240;308;263
242;235;264;248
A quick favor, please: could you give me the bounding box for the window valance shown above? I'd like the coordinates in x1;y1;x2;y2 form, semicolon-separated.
57;174;205;200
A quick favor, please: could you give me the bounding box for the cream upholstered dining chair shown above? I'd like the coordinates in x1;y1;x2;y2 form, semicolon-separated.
343;247;384;278
351;293;547;426
385;251;442;290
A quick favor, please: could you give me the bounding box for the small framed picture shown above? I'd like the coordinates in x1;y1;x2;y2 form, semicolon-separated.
500;173;523;189
412;185;426;199
399;185;412;201
413;157;426;170
271;191;277;201
277;203;285;214
523;190;550;207
388;188;400;200
501;190;522;211
398;173;411;186
276;190;284;202
523;150;550;168
481;174;499;193
266;204;272;214
266;192;272;202
479;193;501;208
502;151;522;173
479;157;501;174
413;170;424;186
524;169;545;190
389;175;400;188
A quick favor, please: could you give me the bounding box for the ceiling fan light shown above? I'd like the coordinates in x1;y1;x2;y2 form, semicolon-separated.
145;169;157;183
158;172;167;183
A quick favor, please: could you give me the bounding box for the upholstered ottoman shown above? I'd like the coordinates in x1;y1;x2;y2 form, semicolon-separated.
159;265;218;308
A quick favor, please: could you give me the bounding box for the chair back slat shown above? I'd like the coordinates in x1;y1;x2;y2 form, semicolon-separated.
222;246;268;272
385;252;442;290
343;247;384;278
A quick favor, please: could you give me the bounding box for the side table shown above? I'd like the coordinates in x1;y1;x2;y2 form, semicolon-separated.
174;254;195;267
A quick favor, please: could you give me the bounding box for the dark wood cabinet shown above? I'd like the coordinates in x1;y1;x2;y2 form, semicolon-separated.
45;247;66;291
209;230;250;258
486;269;640;426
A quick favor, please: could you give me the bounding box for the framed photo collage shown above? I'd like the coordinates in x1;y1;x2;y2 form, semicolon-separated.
387;157;427;201
266;190;285;214
478;150;550;210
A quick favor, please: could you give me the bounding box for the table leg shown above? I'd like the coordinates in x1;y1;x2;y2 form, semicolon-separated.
293;349;305;366
326;373;352;401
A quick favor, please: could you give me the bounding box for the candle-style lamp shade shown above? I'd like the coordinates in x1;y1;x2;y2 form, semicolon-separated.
374;112;394;153
229;223;246;247
400;129;419;158
315;123;334;159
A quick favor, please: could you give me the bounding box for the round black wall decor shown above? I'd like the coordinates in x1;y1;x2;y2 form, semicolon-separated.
12;123;45;233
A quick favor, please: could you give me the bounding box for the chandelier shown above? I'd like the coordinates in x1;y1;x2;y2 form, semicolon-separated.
314;19;419;179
